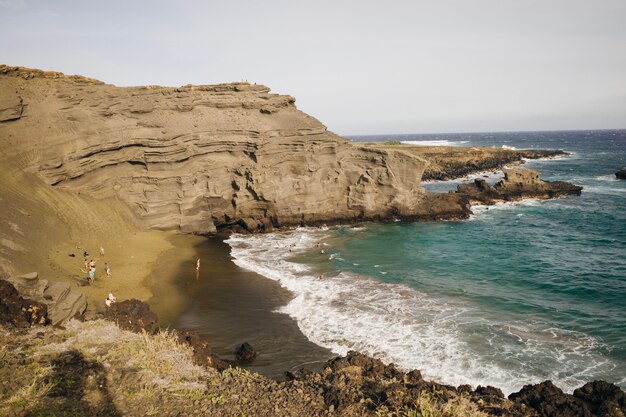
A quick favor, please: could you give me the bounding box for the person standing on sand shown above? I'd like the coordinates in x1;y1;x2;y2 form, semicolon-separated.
105;262;111;276
100;246;105;256
88;267;95;285
196;259;200;271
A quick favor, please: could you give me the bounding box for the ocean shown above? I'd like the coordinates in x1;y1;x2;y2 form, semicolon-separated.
224;130;626;394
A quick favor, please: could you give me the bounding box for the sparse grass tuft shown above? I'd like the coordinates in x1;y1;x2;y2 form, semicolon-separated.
6;376;55;408
375;391;488;417
440;394;488;417
222;367;253;379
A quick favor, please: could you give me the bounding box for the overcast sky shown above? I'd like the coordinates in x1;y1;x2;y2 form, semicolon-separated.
1;0;625;135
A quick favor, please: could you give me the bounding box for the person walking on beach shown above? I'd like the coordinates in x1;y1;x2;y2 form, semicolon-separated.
196;259;200;271
100;246;105;256
105;262;111;276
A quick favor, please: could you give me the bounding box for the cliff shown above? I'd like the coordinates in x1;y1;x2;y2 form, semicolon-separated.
0;65;428;237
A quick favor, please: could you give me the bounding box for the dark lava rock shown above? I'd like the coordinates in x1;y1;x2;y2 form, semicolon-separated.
457;168;582;205
509;380;591;417
234;342;257;362
616;168;626;180
174;329;230;371
573;381;626;416
301;351;465;414
103;299;158;333
0;279;49;327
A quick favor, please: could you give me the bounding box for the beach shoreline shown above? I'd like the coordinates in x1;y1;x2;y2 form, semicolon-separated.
147;233;335;378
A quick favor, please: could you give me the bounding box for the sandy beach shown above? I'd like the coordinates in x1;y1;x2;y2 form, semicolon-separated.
148;234;335;378
0;153;186;312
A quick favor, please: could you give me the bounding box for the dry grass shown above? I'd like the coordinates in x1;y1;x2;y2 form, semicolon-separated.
35;319;208;391
109;328;208;390
4;375;55;409
375;391;489;417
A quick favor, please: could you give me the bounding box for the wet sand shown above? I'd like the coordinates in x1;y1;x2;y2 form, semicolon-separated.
149;235;334;379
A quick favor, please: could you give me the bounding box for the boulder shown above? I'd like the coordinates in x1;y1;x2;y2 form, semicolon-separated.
234;342;257;362
0;279;49;327
103;299;158;333
174;329;230;371
616;168;626;180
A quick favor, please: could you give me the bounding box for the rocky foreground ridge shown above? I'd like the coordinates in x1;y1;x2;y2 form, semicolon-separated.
0;65;579;237
1;280;624;417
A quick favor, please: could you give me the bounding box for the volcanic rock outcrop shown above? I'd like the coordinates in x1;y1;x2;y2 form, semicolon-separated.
616;168;626;180
4;272;86;325
0;279;48;327
456;168;583;204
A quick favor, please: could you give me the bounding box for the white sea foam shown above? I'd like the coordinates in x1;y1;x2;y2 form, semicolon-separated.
401;140;469;146
226;228;613;394
595;174;619;182
583;185;626;196
423;170;503;189
501;145;517;150
469;199;545;220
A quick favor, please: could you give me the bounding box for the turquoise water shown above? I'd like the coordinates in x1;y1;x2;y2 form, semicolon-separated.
227;130;626;393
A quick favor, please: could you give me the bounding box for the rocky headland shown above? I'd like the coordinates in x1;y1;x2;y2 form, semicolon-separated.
0;64;576;239
0;65;602;416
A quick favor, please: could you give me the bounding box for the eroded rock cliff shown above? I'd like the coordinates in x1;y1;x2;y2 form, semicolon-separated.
0;65;429;234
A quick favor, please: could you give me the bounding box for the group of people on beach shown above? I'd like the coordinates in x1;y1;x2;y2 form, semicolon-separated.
82;246;110;285
77;245;115;308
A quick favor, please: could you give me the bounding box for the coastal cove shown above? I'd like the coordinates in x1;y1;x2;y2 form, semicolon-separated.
158;130;626;396
1;63;625;416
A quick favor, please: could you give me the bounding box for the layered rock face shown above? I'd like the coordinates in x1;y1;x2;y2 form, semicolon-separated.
0;65;428;234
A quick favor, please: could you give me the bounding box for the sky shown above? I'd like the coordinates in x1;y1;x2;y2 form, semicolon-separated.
1;0;625;135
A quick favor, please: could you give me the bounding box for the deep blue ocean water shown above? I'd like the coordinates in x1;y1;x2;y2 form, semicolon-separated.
227;130;626;394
